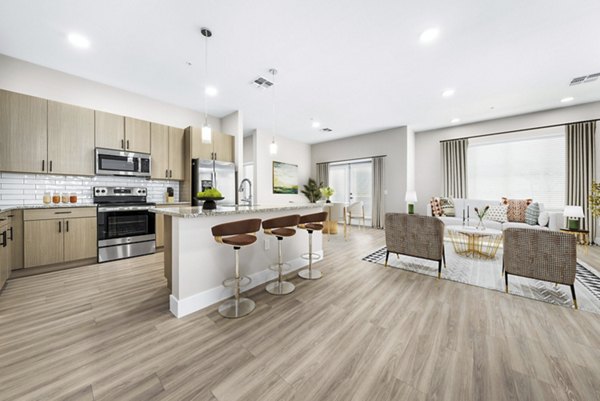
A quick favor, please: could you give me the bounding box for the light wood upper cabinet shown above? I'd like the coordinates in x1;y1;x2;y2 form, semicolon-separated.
95;111;125;150
24;219;64;268
151;123;169;179
213;131;234;162
0;90;48;174
48;101;95;176
169;127;185;180
64;217;97;262
125;117;151;153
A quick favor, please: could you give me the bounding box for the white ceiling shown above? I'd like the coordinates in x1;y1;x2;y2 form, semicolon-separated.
0;0;599;144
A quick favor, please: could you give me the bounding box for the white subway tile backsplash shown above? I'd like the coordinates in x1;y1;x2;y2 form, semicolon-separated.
0;173;180;205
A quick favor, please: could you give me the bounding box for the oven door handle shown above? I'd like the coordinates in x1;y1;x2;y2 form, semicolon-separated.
98;206;153;212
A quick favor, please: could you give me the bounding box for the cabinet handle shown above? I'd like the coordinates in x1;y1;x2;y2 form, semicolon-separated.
165;169;168;178
121;139;124;149
169;170;172;178
58;221;62;233
1;231;6;248
8;227;13;241
49;160;53;172
66;221;69;232
54;211;72;215
42;160;45;172
127;140;130;149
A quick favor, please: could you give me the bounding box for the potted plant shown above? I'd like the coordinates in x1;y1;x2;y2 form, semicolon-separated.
320;186;335;203
301;178;323;203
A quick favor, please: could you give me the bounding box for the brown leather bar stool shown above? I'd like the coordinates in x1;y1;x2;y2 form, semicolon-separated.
297;211;328;280
262;214;301;295
212;218;262;318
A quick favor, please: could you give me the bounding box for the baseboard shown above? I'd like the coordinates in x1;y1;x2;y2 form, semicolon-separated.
169;250;324;318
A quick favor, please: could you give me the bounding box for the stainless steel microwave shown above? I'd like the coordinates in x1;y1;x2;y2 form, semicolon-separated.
95;148;151;177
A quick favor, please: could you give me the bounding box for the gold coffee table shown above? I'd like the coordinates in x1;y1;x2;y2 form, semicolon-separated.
447;225;503;259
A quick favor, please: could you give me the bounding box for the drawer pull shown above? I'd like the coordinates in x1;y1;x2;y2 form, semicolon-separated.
54;211;72;214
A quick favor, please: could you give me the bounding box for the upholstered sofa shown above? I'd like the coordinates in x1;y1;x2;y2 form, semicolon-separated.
426;198;562;231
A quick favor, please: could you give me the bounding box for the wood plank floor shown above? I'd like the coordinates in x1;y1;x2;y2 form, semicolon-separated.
1;228;600;400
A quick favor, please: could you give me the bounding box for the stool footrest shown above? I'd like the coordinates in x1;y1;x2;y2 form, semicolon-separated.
300;252;322;261
223;276;252;288
268;262;291;272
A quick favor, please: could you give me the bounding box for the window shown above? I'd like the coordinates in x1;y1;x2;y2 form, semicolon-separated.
328;159;373;220
467;128;565;211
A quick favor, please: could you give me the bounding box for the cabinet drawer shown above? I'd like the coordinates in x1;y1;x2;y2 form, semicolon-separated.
24;207;97;221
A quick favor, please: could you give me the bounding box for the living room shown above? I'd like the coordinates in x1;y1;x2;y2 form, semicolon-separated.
1;1;600;400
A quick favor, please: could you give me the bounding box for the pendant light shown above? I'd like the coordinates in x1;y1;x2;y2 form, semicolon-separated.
201;27;212;144
269;68;278;155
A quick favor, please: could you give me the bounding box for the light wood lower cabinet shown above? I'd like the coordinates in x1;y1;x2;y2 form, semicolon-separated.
156;213;165;248
24;219;64;268
24;208;97;268
0;220;11;289
64;218;97;262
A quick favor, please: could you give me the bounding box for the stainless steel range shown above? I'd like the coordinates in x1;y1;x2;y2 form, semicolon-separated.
94;186;156;262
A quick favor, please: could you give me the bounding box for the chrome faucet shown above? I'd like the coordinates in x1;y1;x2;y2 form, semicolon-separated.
238;178;253;206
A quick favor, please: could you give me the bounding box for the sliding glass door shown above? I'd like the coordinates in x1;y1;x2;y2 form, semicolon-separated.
328;159;372;223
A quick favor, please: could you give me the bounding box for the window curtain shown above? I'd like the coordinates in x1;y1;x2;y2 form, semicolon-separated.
372;156;385;229
316;162;329;187
566;121;596;242
441;139;468;198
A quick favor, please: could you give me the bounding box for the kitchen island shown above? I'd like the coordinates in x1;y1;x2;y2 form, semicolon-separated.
152;204;323;317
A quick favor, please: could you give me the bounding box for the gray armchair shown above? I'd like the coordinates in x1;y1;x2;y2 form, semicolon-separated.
503;228;578;309
384;213;446;278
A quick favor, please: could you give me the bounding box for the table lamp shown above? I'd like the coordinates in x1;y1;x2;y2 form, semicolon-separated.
405;191;418;214
564;205;584;230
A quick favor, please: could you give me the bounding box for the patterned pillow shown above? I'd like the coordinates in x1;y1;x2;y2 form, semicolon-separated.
430;197;443;217
484;205;508;223
501;198;533;222
439;197;455;217
538;211;550;227
524;202;540;225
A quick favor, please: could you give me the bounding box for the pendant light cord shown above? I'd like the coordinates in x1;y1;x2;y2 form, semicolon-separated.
272;69;276;143
204;34;209;125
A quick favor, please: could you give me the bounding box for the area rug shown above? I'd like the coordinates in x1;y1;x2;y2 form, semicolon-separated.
362;244;600;314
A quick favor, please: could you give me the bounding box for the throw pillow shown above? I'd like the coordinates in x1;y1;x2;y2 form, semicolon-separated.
525;202;540;225
484;204;508;223
430;197;443;217
501;197;533;222
439;197;455;217
538;211;550;227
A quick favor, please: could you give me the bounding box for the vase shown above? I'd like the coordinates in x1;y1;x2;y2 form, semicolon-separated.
476;217;486;230
326;198;331;203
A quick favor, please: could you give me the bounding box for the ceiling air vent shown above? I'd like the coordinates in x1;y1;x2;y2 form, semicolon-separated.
570;72;600;86
321;128;333;133
253;76;274;89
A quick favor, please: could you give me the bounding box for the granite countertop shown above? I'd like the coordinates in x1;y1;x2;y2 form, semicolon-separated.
151;204;323;218
154;201;191;206
0;203;98;213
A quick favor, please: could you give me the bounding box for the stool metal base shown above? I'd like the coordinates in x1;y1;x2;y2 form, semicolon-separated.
218;297;256;318
298;268;322;280
269;262;291;272
266;281;295;295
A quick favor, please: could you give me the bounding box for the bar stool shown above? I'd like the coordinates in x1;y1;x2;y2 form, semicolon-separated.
297;211;328;280
263;214;301;295
212;218;262;318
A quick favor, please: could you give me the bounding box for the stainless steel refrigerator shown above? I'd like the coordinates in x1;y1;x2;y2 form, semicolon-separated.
191;159;236;206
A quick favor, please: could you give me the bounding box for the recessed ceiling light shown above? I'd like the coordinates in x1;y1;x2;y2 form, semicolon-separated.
419;27;440;44
442;89;455;98
205;86;218;96
311;120;320;128
451;118;461;124
67;32;90;49
560;96;574;103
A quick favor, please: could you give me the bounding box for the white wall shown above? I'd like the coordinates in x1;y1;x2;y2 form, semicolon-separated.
221;111;244;170
254;129;311;205
311;127;409;213
243;135;255;163
406;126;415;197
415;101;600;215
0;53;221;130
